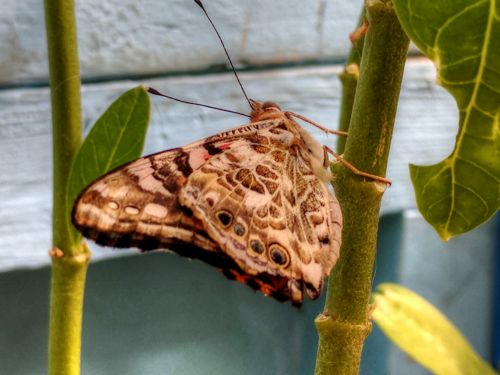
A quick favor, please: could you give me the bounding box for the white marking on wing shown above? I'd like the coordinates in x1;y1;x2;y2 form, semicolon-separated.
143;203;168;218
125;206;140;215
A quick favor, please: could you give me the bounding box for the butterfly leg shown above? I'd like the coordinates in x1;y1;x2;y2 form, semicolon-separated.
286;112;348;137
285;111;389;184
324;145;392;186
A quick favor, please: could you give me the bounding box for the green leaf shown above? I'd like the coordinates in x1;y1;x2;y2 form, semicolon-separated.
66;86;151;240
393;0;500;240
372;284;497;375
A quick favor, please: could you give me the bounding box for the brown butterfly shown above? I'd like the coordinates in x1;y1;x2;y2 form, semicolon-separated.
73;99;343;306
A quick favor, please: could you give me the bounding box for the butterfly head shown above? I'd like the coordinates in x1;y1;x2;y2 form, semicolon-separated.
249;99;284;122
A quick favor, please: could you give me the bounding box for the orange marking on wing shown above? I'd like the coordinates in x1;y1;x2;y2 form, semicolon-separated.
259;284;273;296
176;176;187;186
234;273;249;284
222;267;279;298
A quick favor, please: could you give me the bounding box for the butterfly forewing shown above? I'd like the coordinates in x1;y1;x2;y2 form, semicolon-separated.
72;119;280;249
72;147;213;251
180;116;342;304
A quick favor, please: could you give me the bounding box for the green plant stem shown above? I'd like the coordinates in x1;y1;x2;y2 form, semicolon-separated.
315;1;409;374
48;250;89;375
44;0;90;374
336;7;366;154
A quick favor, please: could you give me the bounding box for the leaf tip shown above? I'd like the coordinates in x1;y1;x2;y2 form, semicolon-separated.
436;227;453;242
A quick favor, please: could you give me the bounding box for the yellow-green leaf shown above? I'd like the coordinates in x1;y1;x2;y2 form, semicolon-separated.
372;283;497;375
393;0;500;240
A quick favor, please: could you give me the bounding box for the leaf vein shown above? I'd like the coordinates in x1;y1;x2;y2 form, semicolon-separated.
480;78;500;96
440;53;482;69
439;77;476;85
104;94;140;171
452;207;472;226
456;155;500;182
435;0;488;50
420;165;449;197
424;195;450;218
445;0;496;232
454;181;489;214
472;103;496;118
485;63;500;77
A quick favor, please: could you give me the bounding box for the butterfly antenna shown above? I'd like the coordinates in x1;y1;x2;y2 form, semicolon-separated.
147;87;250;118
194;0;252;109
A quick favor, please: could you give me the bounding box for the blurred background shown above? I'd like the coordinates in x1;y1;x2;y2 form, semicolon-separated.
0;0;497;374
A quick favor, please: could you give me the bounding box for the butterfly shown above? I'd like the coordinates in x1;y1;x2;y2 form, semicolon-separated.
72;99;343;306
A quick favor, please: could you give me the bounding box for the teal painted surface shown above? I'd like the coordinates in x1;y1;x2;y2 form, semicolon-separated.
361;213;404;374
1;215;403;374
0;265;50;374
81;253;324;375
1;251;325;375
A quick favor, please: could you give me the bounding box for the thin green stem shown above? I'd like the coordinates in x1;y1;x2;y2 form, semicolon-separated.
315;1;409;374
337;65;359;154
48;250;90;375
44;0;90;374
45;0;83;251
337;7;366;154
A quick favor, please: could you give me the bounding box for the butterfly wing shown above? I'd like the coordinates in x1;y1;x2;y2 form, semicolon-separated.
72;120;282;258
179;119;342;305
72;146;219;252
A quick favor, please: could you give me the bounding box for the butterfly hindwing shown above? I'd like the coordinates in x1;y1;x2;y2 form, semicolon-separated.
180;116;342;304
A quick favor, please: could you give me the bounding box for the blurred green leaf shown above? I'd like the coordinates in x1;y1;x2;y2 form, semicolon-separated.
373;283;497;375
393;0;500;240
66;86;150;240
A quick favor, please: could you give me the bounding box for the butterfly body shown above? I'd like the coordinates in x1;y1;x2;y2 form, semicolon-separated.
73;101;342;305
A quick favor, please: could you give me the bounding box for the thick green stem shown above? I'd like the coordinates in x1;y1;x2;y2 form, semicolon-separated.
315;1;409;374
44;0;90;374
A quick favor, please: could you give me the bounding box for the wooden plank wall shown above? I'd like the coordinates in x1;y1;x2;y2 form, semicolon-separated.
0;59;459;270
0;0;458;271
